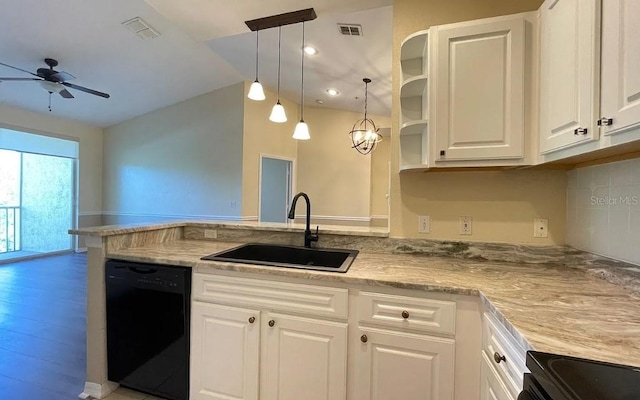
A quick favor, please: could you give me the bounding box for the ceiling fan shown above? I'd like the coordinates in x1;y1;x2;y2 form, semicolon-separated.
0;58;110;111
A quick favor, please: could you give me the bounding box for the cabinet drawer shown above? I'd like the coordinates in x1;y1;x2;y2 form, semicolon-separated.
481;351;516;400
357;291;456;335
193;273;348;319
482;312;527;397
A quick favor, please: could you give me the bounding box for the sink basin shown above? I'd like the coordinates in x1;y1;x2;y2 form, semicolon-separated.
201;243;359;273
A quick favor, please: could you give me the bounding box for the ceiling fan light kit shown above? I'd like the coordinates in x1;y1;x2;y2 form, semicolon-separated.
0;57;110;112
245;9;317;129
349;78;382;155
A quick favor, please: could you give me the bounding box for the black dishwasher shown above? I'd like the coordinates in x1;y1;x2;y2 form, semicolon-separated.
106;260;191;400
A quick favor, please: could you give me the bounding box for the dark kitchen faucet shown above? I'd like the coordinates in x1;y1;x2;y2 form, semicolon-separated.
287;192;319;248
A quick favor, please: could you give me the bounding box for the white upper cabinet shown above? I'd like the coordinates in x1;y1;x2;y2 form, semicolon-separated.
539;0;601;153
600;0;640;136
433;15;526;163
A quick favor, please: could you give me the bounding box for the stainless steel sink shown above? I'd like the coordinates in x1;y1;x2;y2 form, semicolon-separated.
201;243;359;273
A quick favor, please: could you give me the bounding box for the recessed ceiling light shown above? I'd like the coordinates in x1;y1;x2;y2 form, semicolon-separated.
326;88;340;96
316;99;324;104
303;46;318;56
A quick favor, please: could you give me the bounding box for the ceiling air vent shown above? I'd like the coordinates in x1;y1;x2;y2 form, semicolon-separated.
338;23;362;37
122;17;160;40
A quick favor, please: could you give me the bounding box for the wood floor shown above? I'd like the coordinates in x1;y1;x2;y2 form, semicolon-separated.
0;252;87;399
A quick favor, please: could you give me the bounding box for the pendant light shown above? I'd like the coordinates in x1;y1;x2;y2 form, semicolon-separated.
293;21;310;140
269;26;287;123
247;29;266;101
349;78;382;155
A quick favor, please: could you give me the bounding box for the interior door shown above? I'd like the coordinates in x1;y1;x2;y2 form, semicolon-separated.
259;157;292;223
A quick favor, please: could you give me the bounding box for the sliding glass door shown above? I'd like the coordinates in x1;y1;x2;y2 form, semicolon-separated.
0;149;75;260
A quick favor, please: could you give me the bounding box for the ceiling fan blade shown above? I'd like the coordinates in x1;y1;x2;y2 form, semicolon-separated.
0;77;43;81
0;62;39;77
62;82;110;99
51;71;76;83
59;89;74;99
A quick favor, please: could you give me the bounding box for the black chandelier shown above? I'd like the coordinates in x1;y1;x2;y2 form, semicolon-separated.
349;78;382;155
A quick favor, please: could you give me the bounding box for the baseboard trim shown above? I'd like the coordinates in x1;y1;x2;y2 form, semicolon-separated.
80;381;118;399
294;214;372;222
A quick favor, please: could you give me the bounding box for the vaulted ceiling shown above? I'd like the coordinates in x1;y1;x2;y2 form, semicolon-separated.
0;0;392;127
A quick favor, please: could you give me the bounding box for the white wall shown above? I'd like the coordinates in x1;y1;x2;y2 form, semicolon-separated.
102;82;245;224
567;158;640;265
0;104;103;229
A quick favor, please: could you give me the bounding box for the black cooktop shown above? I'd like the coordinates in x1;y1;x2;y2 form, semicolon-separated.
526;351;640;400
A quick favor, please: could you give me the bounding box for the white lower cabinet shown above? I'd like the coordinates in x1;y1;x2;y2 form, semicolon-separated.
355;327;455;400
190;273;349;400
190;302;260;400
262;313;347;400
191;273;472;400
480;312;527;400
480;353;515;400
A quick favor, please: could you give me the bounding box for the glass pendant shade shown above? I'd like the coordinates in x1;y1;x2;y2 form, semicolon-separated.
248;80;265;101
269;101;287;123
293;120;310;140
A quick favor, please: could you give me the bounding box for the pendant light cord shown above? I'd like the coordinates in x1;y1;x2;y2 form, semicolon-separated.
364;80;368;120
254;30;259;81
277;26;282;101
300;22;305;120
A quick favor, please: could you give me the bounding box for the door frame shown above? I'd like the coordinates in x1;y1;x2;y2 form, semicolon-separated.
258;154;296;223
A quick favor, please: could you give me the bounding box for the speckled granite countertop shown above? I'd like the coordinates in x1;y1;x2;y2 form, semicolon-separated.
106;239;640;369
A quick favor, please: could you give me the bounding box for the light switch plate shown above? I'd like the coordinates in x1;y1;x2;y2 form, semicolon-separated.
418;216;430;233
534;218;548;238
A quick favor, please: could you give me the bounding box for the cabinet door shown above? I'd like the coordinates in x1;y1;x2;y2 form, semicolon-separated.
480;353;516;400
539;0;600;153
433;15;525;162
355;327;455;400
262;313;348;400
600;0;640;135
190;302;260;400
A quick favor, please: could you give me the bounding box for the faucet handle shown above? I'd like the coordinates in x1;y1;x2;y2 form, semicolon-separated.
312;226;319;242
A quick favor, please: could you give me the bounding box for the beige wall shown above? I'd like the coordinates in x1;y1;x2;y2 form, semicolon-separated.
370;137;391;226
391;0;567;244
296;106;391;222
103;83;245;224
242;82;299;219
0;103;103;218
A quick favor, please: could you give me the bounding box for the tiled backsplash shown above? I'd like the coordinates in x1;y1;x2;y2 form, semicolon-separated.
567;158;640;265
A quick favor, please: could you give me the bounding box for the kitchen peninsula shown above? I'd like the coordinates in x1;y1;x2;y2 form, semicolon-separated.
71;221;640;400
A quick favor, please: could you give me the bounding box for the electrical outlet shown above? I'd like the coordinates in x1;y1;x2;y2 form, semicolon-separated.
204;229;218;239
418;216;430;233
533;218;548;238
459;216;472;235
